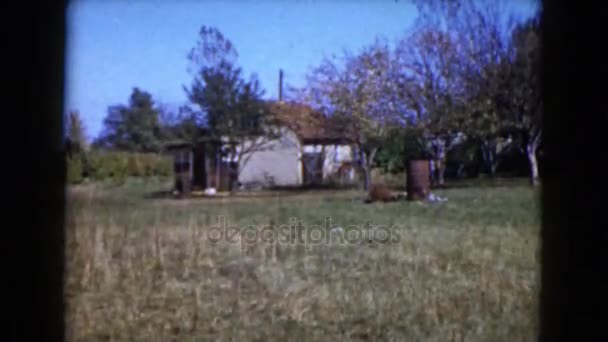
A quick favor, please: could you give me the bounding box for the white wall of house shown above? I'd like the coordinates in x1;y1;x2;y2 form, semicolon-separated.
302;144;355;180
238;125;356;187
238;128;302;187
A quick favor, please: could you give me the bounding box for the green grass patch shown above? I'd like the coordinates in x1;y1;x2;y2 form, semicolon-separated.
65;178;541;341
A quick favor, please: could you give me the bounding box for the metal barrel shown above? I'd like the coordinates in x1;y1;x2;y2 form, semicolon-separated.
406;160;431;201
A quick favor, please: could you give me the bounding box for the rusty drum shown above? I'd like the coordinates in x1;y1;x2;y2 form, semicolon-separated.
406;160;431;201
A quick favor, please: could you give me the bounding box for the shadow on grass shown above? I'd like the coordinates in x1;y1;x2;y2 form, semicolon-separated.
142;190;175;199
437;177;532;190
142;184;362;201
142;177;531;201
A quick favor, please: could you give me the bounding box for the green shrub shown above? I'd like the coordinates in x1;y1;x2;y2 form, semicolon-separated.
153;154;172;177
375;128;432;174
127;154;143;177
78;149;173;183
140;153;153;177
66;155;84;184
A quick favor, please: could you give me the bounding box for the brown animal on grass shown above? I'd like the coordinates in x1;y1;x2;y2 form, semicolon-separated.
365;184;404;203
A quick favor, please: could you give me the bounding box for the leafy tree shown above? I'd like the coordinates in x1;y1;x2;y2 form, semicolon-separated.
94;87;163;153
157;104;204;146
65;109;88;157
498;16;543;185
374;128;407;173
66;154;84;184
374;127;434;174
185;26;280;189
64;110;90;182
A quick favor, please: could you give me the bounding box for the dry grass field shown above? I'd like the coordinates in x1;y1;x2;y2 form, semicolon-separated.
65;177;541;341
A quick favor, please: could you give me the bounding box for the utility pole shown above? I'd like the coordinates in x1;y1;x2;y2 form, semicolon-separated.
278;69;283;103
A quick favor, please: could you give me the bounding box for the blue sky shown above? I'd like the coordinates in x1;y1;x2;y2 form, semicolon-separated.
64;0;537;141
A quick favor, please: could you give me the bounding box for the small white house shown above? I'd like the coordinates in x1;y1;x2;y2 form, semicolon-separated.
237;101;358;188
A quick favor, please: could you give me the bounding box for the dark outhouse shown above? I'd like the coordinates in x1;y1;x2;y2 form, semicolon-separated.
166;139;236;194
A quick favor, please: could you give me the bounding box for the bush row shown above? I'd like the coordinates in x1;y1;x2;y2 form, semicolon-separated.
66;150;172;184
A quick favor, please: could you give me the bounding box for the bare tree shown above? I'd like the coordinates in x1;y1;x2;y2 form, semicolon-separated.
394;25;466;186
400;0;539;181
301;39;402;190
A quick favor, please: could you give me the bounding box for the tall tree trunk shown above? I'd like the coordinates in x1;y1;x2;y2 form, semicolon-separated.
456;163;465;178
489;161;498;177
431;159;444;187
360;150;370;191
526;143;539;186
432;156;447;187
430;138;447;186
363;167;371;191
481;139;498;177
229;162;239;193
526;130;542;186
368;147;378;187
437;157;446;186
228;146;238;194
359;147;377;191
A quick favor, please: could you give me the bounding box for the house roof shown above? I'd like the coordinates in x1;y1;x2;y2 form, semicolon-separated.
164;136;224;150
165;101;354;149
265;101;353;144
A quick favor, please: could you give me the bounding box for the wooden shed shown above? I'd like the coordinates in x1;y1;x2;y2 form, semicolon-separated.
165;139;236;195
